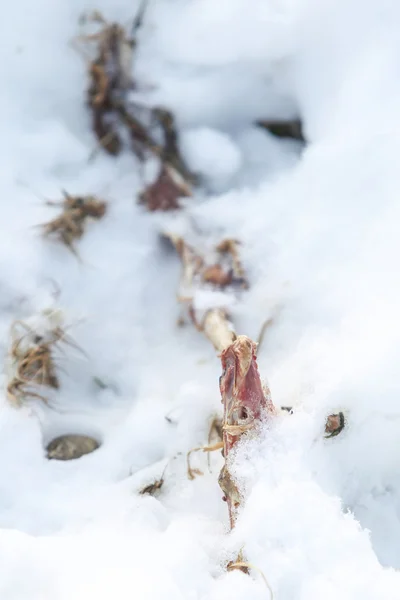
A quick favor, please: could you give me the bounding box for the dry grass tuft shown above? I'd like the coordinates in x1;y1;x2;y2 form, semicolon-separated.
40;191;107;259
6;310;83;408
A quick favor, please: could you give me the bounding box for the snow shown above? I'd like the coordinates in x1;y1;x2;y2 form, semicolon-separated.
180;127;243;192
0;0;400;598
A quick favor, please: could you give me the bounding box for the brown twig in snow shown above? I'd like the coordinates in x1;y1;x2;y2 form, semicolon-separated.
139;462;168;496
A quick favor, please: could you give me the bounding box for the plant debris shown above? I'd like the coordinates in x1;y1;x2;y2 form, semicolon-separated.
218;335;276;528
325;412;345;438
76;7;142;156
40;191;107;259
46;434;100;460
74;8;196;210
139;477;164;496
6;310;82;408
138;164;192;211
138;461;170;496
163;232;248;349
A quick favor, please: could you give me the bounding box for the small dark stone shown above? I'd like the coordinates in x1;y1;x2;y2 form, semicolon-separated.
46;434;100;461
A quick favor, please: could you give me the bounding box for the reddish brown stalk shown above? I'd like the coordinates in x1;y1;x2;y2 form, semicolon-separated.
218;335;275;529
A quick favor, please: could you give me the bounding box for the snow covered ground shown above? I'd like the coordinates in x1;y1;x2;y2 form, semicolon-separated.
0;0;400;597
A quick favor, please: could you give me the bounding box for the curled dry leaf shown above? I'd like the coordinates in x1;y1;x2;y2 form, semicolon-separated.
325;412;345;438
139;164;192;212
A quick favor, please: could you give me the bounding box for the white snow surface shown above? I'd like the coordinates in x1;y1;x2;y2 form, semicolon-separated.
0;0;400;598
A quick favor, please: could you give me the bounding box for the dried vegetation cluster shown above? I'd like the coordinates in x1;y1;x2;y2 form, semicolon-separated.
163;232;249;351
75;4;196;211
6;310;78;407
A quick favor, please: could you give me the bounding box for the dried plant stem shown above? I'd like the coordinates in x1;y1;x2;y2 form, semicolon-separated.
163;232;249;350
216;337;276;592
218;335;275;566
202;308;236;352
